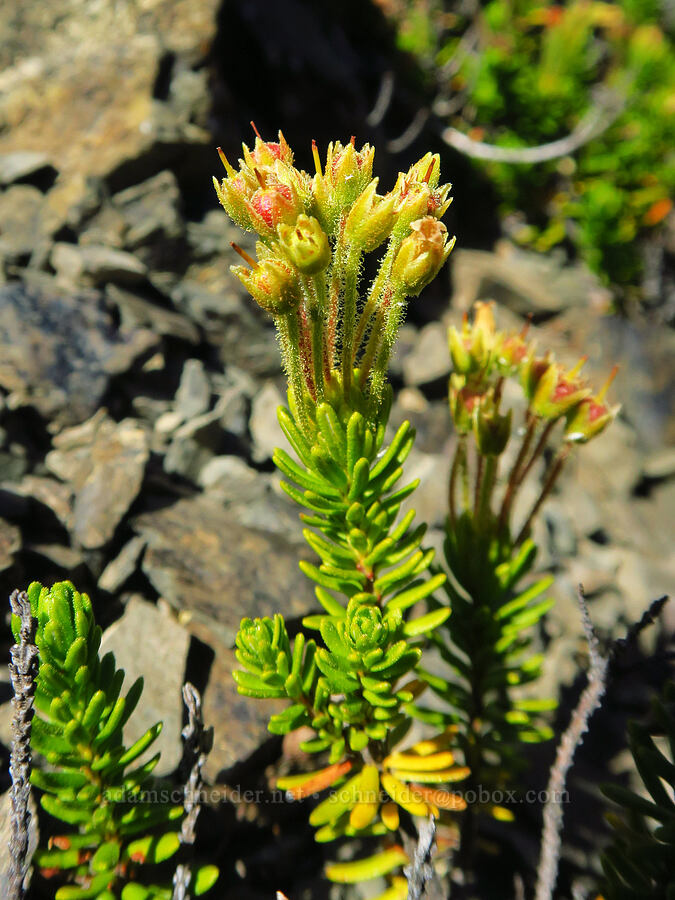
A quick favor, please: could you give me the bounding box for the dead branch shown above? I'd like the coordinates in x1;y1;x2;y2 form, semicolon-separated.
534;585;609;900
404;816;438;900
441;92;624;164
172;682;214;900
7;589;39;900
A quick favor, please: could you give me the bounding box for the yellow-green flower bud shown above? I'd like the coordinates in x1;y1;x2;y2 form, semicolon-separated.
392;217;455;297
231;257;299;315
277;215;331;274
344;179;397;251
312;139;375;230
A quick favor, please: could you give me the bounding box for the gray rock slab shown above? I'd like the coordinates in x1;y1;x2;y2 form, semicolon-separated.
134;493;315;646
0;185;47;261
0;518;20;572
100;597;190;775
98;535;147;593
112;170;183;249
402;322;450;387
0;150;54;186
249;380;285;463
0;280;158;426
52;242;147;287
46;411;150;549
175;359;211;422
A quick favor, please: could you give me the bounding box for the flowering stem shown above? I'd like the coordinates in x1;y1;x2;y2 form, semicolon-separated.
302;276;325;402
478;455;498;531
498;412;536;534
279;313;308;432
327;219;346;369
473;452;484;518
341;247;361;397
515;446;570;546
448;437;466;529
313;273;330;381
353;239;398;360
516;418;556;492
358;290;391;388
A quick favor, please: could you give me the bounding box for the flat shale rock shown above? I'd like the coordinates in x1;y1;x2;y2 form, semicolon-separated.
0;0;218;220
0;281;157;426
451;242;611;316
186;618;284;781
51;242;148;287
46;410;150;549
0;150;55;186
100;597;190;775
0;184;47;262
134;494;315;646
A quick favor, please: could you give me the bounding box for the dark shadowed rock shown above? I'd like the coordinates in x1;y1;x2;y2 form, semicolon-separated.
185;618;284;781
0;281;158;426
106;285;200;345
0;519;20;572
46;410;150;549
100;597;190;775
112;170;184;251
134;493;315;646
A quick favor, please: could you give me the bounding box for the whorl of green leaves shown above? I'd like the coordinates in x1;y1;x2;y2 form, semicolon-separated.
416;520;555;810
601;682;675;900
11;581;216;900
274;381;445;613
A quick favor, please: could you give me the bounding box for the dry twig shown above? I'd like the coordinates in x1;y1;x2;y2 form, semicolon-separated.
404;817;438;900
172;682;213;900
441;92;624;164
534;585;609;900
7;589;39;900
534;588;669;900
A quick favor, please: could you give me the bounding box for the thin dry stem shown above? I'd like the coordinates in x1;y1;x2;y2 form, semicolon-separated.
172;682;214;900
534;585;608;900
8;589;39;900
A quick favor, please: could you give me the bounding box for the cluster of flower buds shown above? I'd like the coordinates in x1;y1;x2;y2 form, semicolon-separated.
447;302;619;544
448;302;619;447
214;127;454;425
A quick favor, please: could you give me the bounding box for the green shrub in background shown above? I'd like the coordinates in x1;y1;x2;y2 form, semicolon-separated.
381;0;675;293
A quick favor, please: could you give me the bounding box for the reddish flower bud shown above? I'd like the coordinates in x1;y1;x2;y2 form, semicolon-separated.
564;366;619;442
530;357;592;419
247;181;300;234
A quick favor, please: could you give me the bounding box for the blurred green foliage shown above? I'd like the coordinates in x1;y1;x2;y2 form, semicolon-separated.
382;0;675;290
